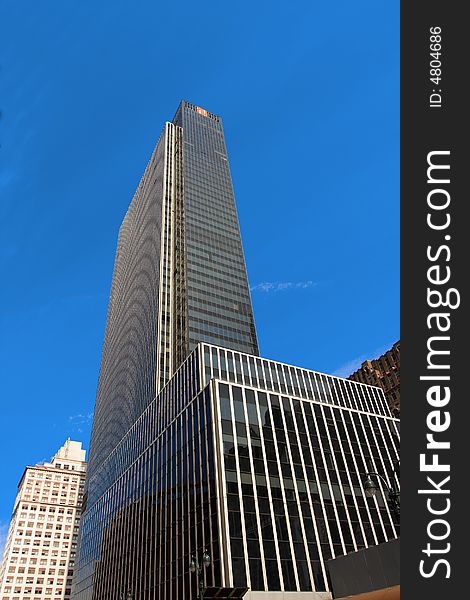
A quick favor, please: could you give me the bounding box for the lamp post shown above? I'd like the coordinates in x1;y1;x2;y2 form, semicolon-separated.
364;462;400;524
190;549;211;599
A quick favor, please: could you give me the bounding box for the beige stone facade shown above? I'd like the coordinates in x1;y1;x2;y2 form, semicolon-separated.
0;440;87;600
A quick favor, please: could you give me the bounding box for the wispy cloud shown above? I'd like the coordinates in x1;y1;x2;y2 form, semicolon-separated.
251;280;316;293
69;413;93;420
333;356;368;378
0;521;9;561
69;413;93;423
68;413;93;433
332;341;396;378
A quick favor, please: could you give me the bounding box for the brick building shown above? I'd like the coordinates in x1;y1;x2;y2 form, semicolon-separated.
349;342;400;418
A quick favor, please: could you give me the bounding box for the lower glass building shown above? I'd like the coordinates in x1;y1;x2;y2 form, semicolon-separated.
73;344;399;600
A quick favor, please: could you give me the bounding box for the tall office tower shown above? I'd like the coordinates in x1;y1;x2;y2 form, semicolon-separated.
74;103;400;600
88;101;258;484
0;440;86;600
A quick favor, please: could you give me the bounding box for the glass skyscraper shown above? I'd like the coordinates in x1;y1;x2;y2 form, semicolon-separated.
73;102;399;600
87;101;258;486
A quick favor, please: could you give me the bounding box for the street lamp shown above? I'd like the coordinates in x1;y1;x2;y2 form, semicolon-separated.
364;462;400;524
190;549;211;599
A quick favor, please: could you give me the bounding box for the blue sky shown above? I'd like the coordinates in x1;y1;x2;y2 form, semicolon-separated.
0;0;399;549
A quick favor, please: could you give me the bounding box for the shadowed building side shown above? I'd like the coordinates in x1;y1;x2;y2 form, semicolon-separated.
172;101;259;363
87;131;165;480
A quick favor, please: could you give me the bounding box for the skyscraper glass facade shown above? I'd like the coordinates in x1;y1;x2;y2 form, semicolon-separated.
87;102;258;489
172;101;258;361
74;344;399;600
75;102;399;600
